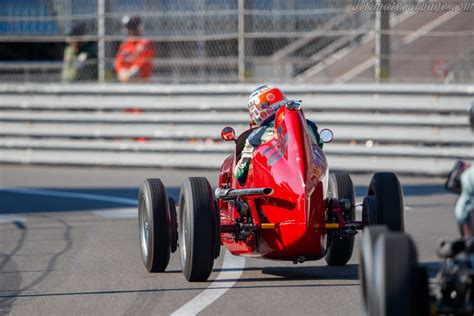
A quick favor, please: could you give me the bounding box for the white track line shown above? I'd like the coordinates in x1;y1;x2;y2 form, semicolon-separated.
356;204;413;212
92;208;137;219
0;214;27;224
171;250;246;316
0;188;137;205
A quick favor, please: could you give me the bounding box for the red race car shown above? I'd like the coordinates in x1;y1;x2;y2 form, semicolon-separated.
138;101;405;281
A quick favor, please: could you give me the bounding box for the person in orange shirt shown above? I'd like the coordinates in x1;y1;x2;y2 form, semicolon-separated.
115;16;155;82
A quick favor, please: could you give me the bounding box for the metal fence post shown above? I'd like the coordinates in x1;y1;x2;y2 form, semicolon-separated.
238;0;245;83
375;0;390;82
98;0;105;82
375;1;381;82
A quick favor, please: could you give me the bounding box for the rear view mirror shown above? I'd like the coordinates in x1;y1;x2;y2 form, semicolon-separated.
221;126;236;142
285;100;302;110
320;129;334;143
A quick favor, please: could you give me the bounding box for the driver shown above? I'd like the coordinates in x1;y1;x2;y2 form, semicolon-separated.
234;85;322;186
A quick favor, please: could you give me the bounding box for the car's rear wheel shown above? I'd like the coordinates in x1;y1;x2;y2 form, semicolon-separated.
138;178;171;272
359;225;388;315
325;172;355;266
214;198;221;259
365;172;404;231
179;177;217;281
169;197;178;253
370;232;420;316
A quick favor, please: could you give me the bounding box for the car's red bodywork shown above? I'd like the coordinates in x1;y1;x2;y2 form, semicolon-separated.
218;105;331;261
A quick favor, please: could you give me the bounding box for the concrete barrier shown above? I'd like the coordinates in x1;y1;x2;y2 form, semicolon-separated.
0;83;472;176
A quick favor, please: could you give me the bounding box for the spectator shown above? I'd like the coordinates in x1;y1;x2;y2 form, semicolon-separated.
115;16;155;82
61;23;98;82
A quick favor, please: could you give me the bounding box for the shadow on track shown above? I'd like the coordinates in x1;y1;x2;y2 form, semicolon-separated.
0;216;74;314
140;263;359;281
0;282;358;300
208;264;358;283
261;264;358;280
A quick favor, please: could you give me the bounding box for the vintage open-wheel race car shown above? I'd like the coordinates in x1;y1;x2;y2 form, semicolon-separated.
359;226;474;316
137;101;405;281
359;160;474;316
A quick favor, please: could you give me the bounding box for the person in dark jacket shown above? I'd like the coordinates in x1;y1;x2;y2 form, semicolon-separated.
61;23;98;82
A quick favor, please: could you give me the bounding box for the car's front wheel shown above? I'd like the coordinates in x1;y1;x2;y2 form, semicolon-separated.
365;172;404;231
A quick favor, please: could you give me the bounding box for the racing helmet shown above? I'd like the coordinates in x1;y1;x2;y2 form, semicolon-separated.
248;85;286;125
68;22;87;36
122;15;142;32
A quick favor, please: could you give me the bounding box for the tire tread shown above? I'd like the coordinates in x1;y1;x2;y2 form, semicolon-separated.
368;172;404;231
179;177;216;281
325;172;355;266
139;178;170;272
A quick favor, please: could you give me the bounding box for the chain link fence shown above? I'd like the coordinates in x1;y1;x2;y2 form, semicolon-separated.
0;0;473;83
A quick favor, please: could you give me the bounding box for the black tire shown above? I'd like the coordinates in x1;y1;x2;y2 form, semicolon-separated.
169;197;178;253
412;267;430;316
138;178;171;272
214;198;221;259
367;172;404;231
325;172;356;266
370;232;418;316
362;196;377;225
359;225;388;315
179;177;217;282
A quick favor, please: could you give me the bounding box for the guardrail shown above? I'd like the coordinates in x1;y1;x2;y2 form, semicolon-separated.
0;83;473;176
1;83;473;95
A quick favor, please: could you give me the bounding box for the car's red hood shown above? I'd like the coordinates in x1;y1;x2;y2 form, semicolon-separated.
238;105;329;259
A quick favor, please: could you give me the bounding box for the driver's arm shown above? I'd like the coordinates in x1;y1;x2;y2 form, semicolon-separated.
233;126;267;186
234;139;254;186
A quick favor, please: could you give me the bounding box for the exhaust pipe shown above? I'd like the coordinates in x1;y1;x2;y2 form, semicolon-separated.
215;187;273;200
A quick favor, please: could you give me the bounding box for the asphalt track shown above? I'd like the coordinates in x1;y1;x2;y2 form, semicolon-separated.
0;164;460;315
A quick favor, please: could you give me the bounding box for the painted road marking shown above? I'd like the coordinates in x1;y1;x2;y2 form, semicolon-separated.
355;203;412;212
0;215;27;225
0;188;137;205
171;250;246;316
92;208;137;219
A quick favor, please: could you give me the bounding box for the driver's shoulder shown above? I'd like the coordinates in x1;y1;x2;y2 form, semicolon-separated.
247;126;268;146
